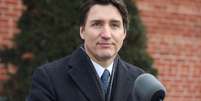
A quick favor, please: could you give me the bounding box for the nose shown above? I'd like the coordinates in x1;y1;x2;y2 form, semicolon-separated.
100;25;111;40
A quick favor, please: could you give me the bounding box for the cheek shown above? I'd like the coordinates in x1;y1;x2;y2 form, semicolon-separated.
114;34;125;43
85;34;97;46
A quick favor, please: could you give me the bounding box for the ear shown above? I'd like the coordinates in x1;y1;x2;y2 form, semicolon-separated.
80;26;85;40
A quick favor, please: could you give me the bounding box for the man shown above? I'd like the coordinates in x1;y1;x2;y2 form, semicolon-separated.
27;0;144;101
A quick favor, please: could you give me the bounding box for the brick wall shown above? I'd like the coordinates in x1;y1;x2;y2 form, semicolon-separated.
0;0;23;95
0;0;201;100
136;0;201;101
0;0;23;48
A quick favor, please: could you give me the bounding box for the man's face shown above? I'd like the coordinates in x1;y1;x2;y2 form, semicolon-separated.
80;4;126;63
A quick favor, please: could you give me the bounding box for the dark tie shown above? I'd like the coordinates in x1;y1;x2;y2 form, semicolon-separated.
101;69;110;94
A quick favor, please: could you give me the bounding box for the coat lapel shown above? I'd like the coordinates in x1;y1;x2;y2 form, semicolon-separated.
67;48;104;101
111;59;134;101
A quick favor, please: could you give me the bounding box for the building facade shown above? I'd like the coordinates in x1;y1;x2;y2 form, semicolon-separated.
136;0;201;100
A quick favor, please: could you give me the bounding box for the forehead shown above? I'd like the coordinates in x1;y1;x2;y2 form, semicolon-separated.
86;4;123;23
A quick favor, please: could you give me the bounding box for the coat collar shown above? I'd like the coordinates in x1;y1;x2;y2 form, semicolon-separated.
68;47;104;101
111;59;134;101
67;47;133;101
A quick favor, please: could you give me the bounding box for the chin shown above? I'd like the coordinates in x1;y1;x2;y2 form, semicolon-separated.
98;53;116;60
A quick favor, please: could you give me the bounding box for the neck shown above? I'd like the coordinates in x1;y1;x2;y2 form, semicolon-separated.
91;57;114;68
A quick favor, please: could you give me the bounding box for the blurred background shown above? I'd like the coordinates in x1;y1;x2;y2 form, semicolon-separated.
0;0;200;101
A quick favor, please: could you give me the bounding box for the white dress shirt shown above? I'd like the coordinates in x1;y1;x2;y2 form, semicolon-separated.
90;59;113;78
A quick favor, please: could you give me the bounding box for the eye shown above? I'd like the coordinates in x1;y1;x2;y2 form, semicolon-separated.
91;22;102;27
111;23;120;29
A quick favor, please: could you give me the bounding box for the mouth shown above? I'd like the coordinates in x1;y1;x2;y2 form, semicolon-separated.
97;42;113;48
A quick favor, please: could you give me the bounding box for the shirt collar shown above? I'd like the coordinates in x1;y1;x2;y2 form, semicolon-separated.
90;59;113;78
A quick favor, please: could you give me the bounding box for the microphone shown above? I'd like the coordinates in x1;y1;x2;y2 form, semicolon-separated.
134;73;166;101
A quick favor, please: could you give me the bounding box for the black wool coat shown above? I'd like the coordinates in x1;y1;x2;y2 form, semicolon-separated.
27;47;144;101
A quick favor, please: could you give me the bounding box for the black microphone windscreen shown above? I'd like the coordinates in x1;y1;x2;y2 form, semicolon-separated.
134;73;166;101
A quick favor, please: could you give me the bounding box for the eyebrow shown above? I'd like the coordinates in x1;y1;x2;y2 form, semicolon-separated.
90;19;102;23
90;19;121;24
110;20;121;24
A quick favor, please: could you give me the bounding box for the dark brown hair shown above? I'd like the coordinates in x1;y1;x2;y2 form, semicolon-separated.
80;0;129;31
